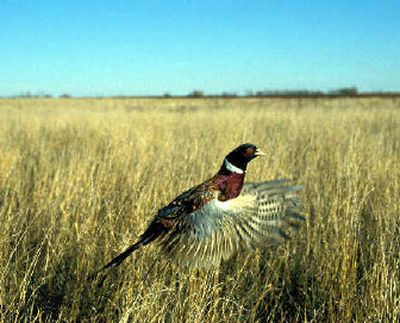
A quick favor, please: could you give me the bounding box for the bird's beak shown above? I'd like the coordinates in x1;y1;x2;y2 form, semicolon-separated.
255;148;266;156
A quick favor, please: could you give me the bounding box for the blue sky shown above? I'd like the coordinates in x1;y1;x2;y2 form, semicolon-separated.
1;0;399;96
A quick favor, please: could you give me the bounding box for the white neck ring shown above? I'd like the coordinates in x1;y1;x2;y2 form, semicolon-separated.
224;159;245;174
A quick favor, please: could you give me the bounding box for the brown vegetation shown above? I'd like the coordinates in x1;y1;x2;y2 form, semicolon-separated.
0;97;399;322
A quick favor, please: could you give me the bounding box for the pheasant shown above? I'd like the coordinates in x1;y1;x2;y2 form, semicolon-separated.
93;143;304;275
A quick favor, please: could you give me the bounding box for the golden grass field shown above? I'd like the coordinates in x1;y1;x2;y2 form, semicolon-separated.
0;97;399;322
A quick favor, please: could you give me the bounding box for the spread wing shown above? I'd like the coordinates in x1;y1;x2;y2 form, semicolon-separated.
157;179;305;267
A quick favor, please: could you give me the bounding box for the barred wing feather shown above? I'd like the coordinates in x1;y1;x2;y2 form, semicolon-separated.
158;180;304;267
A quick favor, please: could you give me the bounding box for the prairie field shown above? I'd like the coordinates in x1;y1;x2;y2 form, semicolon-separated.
0;97;399;322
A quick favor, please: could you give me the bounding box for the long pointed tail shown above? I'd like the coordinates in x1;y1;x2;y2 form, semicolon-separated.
89;220;168;285
89;240;143;283
102;241;143;271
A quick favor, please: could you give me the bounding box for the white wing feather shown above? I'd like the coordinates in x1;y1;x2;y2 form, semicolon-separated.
159;179;304;267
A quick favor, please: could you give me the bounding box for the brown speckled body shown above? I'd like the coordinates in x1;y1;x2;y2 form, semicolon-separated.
139;169;246;245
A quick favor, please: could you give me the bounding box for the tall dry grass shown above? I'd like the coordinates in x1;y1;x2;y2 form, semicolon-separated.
0;97;399;322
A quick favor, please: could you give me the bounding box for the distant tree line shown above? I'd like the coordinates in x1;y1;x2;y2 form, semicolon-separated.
3;87;400;99
8;92;53;98
184;87;360;98
5;92;73;99
179;87;400;98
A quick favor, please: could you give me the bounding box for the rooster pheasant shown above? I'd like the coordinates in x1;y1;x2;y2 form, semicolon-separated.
93;143;304;275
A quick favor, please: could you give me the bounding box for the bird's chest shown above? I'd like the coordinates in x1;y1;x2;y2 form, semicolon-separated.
214;173;245;201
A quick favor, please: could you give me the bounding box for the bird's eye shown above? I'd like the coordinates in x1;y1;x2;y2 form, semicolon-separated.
244;147;256;157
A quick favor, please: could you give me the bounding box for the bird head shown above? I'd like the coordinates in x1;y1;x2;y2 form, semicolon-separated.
223;143;266;173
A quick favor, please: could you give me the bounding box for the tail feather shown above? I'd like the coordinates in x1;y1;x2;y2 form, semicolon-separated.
88;240;143;283
89;220;169;284
101;241;143;271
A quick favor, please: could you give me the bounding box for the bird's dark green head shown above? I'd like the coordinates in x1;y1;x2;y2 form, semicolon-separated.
224;143;266;172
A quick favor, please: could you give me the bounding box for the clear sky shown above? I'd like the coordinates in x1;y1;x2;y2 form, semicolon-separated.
1;0;399;96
